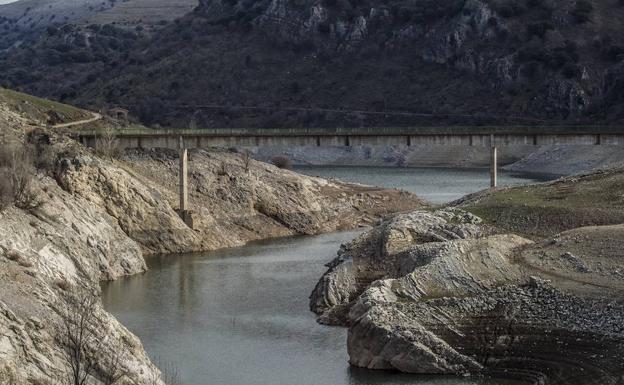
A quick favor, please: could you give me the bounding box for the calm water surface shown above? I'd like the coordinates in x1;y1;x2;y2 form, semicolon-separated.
102;168;540;385
294;166;547;203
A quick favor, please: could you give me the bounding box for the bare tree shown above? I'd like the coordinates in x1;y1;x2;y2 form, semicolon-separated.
242;150;252;174
56;288;127;385
0;141;42;211
95;127;120;159
100;349;128;385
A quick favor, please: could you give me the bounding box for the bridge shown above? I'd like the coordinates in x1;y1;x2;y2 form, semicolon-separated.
76;126;624;227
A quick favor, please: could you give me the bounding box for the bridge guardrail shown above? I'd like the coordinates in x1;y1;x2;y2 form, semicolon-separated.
77;125;624;138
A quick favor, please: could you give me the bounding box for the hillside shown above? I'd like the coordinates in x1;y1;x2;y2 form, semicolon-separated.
0;0;197;28
1;0;624;128
0;0;197;51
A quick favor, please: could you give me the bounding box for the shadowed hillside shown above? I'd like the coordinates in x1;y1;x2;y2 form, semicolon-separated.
1;0;624;128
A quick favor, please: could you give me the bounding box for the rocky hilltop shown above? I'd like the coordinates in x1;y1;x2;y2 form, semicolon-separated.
310;172;624;384
1;0;624;127
0;92;422;384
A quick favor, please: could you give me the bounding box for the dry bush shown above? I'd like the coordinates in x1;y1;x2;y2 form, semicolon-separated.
95;127;120;159
56;288;128;385
242;150;252;173
0;141;42;211
271;155;292;169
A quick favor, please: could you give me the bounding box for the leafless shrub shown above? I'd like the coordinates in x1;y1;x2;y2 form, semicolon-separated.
100;349;129;385
56;288;128;385
0;169;13;211
27;129;56;172
95;127;120;159
0;142;42;211
56;289;100;385
271;155;292;170
242;150;252;173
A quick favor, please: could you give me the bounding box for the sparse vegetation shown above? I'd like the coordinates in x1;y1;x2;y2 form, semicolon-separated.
94;127;120;159
242;150;252;173
0;142;42;212
463;170;624;238
0;0;623;125
56;288;128;385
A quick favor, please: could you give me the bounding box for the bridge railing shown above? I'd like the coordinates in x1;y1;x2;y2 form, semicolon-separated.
77;125;624;138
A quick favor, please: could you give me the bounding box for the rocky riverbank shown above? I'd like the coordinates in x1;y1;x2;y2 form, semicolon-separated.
311;194;624;383
0;94;423;384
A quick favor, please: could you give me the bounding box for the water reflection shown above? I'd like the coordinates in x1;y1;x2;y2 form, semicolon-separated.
102;230;520;385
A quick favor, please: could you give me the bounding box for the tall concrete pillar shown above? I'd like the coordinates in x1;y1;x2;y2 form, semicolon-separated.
179;137;188;213
490;134;497;188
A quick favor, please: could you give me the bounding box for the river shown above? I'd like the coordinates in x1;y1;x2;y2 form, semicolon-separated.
102;167;543;385
294;166;547;203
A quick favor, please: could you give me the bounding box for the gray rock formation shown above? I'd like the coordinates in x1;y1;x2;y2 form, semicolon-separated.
311;208;624;384
309;208;488;324
349;282;624;384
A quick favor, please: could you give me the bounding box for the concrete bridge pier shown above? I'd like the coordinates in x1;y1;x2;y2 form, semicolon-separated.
180;147;188;212
178;137;194;228
490;135;497;188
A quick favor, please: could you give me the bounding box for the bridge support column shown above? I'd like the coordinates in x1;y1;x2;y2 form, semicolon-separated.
179;148;188;212
177;136;194;228
490;145;497;188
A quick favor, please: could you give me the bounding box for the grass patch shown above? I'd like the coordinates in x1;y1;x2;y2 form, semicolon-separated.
462;170;624;238
0;88;89;122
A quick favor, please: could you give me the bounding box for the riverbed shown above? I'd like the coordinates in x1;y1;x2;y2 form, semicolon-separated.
102;167;542;385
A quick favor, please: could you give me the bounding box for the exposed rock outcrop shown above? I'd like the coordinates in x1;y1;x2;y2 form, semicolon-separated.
55;147;422;255
311;208;624;384
309;208;489;324
349;281;624;384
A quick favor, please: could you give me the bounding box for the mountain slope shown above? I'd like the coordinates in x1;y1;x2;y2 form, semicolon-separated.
1;0;624;127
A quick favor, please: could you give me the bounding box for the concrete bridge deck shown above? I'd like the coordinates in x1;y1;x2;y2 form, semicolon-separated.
77;126;624;149
76;126;624;224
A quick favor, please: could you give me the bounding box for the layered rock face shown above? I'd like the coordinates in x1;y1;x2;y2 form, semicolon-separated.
310;208;492;324
56;148;421;255
311;209;624;384
349;282;624;384
0;166;160;384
